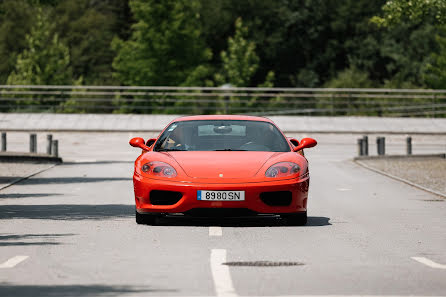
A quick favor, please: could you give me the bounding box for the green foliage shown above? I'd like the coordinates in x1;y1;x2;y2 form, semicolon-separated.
0;0;445;116
0;0;37;83
215;18;259;87
213;18;274;113
259;71;275;88
182;65;215;87
112;0;211;86
324;67;375;88
7;9;73;85
372;0;446;26
53;0;128;85
213;0;337;87
322;67;376;116
423;27;446;89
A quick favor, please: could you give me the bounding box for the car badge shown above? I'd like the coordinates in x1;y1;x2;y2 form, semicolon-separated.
219;174;223;177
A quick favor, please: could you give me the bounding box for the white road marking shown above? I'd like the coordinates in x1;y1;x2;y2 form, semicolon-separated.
210;249;237;297
209;226;222;236
0;256;29;268
411;257;446;269
336;188;352;191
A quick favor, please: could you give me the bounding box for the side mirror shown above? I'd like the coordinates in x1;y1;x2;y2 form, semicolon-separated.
146;138;156;147
289;138;299;147
293;138;317;152
129;137;151;151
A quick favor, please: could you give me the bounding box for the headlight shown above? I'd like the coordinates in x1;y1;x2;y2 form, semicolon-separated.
141;161;177;178
265;162;300;178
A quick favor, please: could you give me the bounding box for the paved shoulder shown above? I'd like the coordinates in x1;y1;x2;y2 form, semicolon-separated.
356;156;446;197
0;162;57;190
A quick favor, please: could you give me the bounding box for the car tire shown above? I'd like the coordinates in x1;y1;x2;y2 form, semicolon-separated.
135;211;157;225
283;211;307;226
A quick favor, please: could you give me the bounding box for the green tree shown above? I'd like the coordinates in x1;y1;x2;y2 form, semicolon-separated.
0;0;36;83
324;67;375;88
363;0;441;88
112;0;211;86
213;18;274;113
6;8;77;112
424;27;446;89
322;67;376;116
214;18;259;87
53;0;131;85
7;9;73;85
372;0;446;27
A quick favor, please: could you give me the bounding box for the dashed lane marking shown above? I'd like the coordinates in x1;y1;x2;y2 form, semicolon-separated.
209;226;222;236
210;249;237;297
411;257;446;269
0;256;29;268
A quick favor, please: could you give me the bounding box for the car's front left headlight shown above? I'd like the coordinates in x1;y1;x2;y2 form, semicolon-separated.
141;161;177;178
265;162;300;178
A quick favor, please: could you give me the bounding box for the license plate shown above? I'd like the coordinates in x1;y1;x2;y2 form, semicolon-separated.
197;190;245;201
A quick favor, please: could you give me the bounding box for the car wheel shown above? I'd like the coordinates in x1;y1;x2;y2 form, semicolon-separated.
135;211;157;225
283;211;307;226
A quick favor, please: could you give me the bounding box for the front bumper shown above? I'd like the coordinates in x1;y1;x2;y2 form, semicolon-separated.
134;173;309;214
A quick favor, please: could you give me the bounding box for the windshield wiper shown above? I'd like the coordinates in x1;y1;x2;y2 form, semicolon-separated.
213;149;247;151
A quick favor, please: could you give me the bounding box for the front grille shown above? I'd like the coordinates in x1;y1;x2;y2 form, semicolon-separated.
260;191;292;206
150;190;182;205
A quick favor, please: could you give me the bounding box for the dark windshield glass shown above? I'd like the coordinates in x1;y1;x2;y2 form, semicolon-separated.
154;120;290;152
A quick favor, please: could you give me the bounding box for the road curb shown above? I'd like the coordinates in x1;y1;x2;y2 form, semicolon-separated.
354;159;446;199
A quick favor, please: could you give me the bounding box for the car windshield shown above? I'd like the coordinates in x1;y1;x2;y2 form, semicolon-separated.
154;120;290;152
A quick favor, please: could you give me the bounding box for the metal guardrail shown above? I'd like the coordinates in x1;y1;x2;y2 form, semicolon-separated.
1;85;445;117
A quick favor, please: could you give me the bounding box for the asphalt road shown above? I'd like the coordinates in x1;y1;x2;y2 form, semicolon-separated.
0;133;445;297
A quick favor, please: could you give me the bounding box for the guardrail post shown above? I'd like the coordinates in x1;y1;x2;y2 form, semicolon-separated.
51;140;59;157
46;134;53;155
376;137;380;155
30;134;37;153
362;135;368;156
406;136;412;155
357;138;364;156
381;137;386;155
1;132;6;152
376;137;386;156
376;137;386;155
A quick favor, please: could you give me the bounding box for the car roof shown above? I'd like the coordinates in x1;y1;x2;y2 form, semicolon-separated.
172;115;274;123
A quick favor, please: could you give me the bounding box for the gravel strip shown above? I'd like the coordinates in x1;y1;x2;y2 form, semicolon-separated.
0;162;56;190
358;157;446;197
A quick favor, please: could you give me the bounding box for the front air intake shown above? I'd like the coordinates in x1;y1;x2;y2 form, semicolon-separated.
150;190;182;205
260;191;292;206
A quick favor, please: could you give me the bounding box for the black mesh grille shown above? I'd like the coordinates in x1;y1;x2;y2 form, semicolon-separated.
150;190;182;205
260;191;292;206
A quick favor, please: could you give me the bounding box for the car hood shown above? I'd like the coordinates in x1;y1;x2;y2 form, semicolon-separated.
166;151;281;178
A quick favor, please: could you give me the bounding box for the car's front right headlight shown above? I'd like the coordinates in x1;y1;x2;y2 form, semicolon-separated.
265;162;300;178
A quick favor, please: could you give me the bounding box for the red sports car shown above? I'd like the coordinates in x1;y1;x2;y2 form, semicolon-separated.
130;115;317;225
